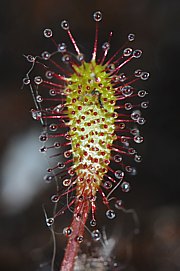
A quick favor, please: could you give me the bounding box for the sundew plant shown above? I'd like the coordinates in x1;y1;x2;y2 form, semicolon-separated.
23;11;149;271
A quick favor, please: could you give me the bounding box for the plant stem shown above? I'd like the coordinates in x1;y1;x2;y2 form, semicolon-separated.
60;200;90;271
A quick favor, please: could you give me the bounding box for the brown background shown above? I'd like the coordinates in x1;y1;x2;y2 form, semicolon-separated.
0;0;180;270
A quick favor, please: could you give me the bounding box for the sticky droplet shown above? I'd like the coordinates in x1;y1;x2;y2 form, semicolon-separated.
121;182;130;192
90;219;96;227
34;76;43;85
76;235;83;243
44;29;53;38
41;51;50;60
115;170;124;179
106;209;116;219
93;11;102;22
46;217;54;226
63;227;73;237
123;47;132;57
57;43;67;53
133;49;142;58
128;33;135;41
91;229;101;241
23;77;30;85
61;20;69;30
51;194;59;203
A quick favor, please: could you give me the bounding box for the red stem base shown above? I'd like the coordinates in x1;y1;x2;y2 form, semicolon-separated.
60;200;90;271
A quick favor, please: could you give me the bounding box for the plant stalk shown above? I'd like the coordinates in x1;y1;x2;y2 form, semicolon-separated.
60;200;90;271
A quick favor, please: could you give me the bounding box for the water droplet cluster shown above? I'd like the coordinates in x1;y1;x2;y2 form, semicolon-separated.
24;10;149;242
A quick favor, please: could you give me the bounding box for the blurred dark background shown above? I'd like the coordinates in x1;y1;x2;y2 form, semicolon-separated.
0;0;180;270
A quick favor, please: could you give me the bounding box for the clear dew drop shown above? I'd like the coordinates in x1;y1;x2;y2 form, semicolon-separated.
93;11;102;22
137;117;146;125
123;47;132;57
64;150;71;158
44;28;53;38
53;104;64;113
138;90;147;97
134;154;142;163
102;42;110;51
107;63;115;71
121;136;129;146
121;182;130;192
46;217;54;227
36;95;43;103
76;53;84;62
133;49;142;58
128;148;136;155
103;181;112;189
131;110;141;121
125;103;132;110
62;54;70;63
141;101;149;109
39;133;48;142
44;175;54;183
106;209;116;219
122;86;133;97
31;109;42;120
128;33;135;41
49;89;56;96
130;128;139;135
63;179;71;186
115;170;124;179
57;43;67;53
112;76;119;83
68;168;75;176
39;146;47;153
119;122;126;130
91;229;101;241
134;69;143;77
76;235;83;243
125;166;137;176
26;55;35;62
34;76;43;85
61;20;69;30
134;135;144;143
57;162;65;169
63;227;73;237
54;142;61;148
125;165;133;173
115;199;123;209
65;133;71;140
119;73;126;82
23;77;30;85
90;219;96;227
131;167;137;176
141;72;150;80
49;123;58;132
113;112;118;119
45;70;54;79
41;51;50;60
114;154;122;163
51;194;59;203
